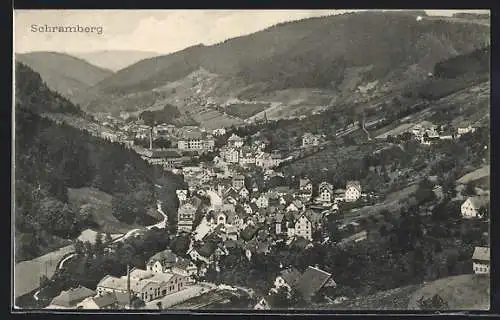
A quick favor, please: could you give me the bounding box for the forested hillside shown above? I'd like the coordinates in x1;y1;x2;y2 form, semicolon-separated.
16;52;114;103
14;64;185;262
81;11;489;116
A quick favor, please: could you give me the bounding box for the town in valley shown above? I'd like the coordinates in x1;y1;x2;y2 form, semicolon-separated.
13;9;491;312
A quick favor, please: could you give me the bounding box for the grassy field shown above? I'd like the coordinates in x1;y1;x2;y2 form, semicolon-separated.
67;187;136;234
343;183;419;223
14;244;74;299
407;274;490;310
457;165;490;184
375;123;415;139
315;284;422;310
225;102;270;119
191;109;243;130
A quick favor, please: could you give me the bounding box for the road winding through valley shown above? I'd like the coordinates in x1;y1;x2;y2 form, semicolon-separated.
33;199;168;301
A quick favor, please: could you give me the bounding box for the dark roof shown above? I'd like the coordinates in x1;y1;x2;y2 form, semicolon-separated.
147;249;178;265
50;286;95;307
197;240;219;258
224;188;240;200
279;268;302;287
256;242;271;254
143;149;182;159
241;225;260;242
468;196;490;209
296;266;333;300
173;257;195;270
291;236;311;249
275;213;284;223
249;203;259;212
91;291;128;308
224;239;239;249
299;178;311;188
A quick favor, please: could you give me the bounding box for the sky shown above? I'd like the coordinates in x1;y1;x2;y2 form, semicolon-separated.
14;9;490;55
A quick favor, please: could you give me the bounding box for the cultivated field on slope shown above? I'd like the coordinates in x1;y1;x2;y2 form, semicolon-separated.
67;187;137;234
191;109;243;130
407;274;490;310
457;165;490;184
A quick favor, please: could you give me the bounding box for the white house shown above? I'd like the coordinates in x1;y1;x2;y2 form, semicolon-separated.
213;128;227;136
302;133;320;148
299;178;313;193
176;189;188;202
318;182;334;203
272;268;302;294
472;246;490;274
345;181;362;202
289;213;313;241
256;195;269;208
286;202;300;212
457;125;476;135
227;134;244;148
239;187;250;199
254;297;272;310
461;196;489;219
224;148;240;164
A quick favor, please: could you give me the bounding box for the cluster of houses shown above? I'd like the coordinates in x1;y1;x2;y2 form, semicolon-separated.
170;171;370;280
218;133;286;169
45;249;199;309
254;265;337;309
301;132;323;148
398;121;478;145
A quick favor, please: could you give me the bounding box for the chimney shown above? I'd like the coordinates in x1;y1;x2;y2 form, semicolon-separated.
127;264;132;309
149;127;153;150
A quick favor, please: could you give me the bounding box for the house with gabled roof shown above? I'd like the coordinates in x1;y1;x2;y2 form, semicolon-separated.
241;225;260;242
472;246;490;274
227;134;244;148
76;291;129;310
249;202;259;213
239;187;250;200
223;187;240;202
47;286;96;309
254;296;272;310
274;213;286;235
171;257;198;278
299;178;313;193
317;182;334;204
146;249;179;273
286;200;303;212
177;201;198;233
255;194;269;208
296;266;337;301
345;181;362;202
232;175;246;190
176;189;189;203
271;268;302;294
188;238;228;265
461;196;489;219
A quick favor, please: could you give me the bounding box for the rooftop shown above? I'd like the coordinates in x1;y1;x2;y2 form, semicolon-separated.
92;291;129;308
50;286;96;307
472;246;490;262
296;266;333;300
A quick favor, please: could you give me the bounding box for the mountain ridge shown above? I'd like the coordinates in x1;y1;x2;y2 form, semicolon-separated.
15;51;114;104
23;12;489;126
68;50;162;72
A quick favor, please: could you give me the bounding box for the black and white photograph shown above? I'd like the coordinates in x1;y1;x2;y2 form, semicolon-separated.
12;9;491;312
